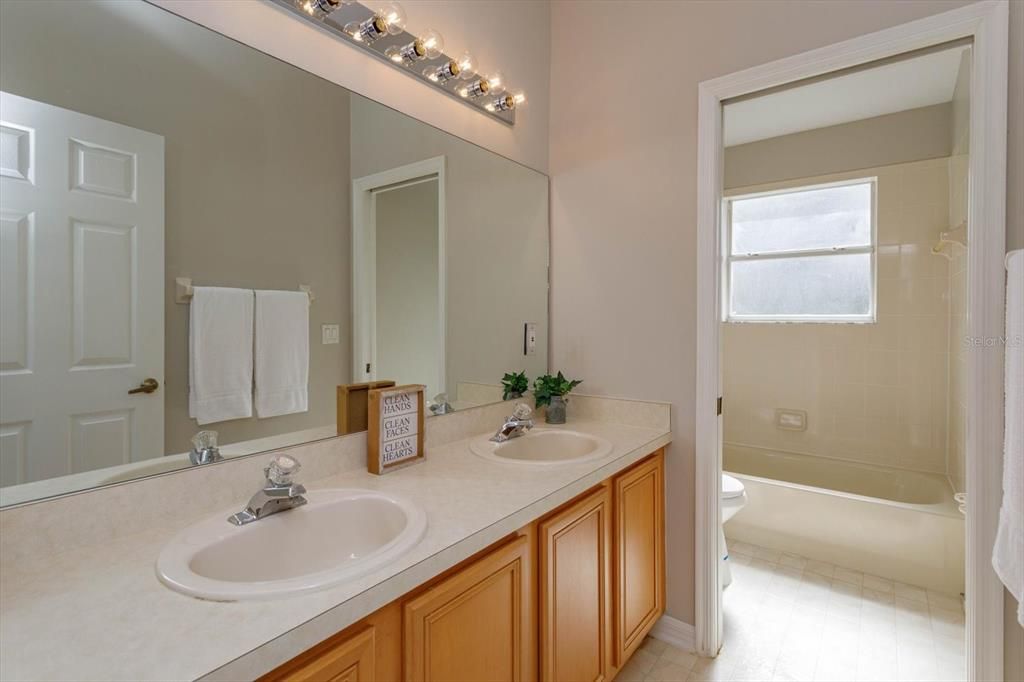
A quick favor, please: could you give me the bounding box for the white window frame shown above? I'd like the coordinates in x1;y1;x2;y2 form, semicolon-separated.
721;176;878;323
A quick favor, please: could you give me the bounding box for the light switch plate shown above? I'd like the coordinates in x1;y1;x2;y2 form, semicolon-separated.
524;322;537;356
321;324;340;345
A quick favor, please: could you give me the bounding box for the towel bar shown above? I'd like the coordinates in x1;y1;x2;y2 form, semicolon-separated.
175;277;314;304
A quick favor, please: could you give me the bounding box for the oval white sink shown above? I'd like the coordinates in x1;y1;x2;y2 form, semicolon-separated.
470;428;613;466
157;488;426;601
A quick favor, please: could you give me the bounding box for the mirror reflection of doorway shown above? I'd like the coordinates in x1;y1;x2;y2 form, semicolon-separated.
374;177;441;398
352;157;446;402
0;91;165;486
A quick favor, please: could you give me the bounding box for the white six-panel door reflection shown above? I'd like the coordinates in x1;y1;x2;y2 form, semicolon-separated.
0;91;164;487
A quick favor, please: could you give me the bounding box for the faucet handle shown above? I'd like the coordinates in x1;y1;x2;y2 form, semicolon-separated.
511;402;533;420
191;430;218;451
266;455;301;485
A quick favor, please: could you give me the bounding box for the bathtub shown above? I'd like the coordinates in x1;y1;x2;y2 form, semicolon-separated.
724;444;965;594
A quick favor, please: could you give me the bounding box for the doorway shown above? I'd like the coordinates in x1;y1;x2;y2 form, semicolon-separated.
693;4;1009;681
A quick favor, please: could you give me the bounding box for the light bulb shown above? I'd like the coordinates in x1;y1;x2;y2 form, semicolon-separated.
379;1;406;35
424;59;461;83
301;0;342;17
513;92;526;106
456;51;476;79
460;77;490;99
487;93;517;112
486;72;505;95
344;2;405;43
385;28;445;66
419;28;444;59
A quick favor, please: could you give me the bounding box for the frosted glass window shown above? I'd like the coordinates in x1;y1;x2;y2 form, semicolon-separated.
731;183;872;254
724;179;875;322
731;253;872;316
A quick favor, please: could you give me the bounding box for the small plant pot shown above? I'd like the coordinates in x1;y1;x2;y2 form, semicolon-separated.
546;395;567;424
504;391;524;401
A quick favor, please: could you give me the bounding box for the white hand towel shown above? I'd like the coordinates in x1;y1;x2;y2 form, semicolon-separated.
254;290;309;418
993;248;1024;626
188;287;254;425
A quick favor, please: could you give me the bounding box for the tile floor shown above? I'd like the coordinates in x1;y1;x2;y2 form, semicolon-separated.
617;541;965;682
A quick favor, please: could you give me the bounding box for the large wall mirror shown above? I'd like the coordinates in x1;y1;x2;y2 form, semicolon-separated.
0;0;549;506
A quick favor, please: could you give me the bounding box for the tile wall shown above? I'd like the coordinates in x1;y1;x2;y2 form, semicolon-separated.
722;158;954;474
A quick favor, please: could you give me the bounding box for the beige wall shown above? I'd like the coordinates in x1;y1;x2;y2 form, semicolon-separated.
723;159;953;476
153;0;551;174
724;103;953;189
546;0;1024;638
0;0;351;453
350;96;549;396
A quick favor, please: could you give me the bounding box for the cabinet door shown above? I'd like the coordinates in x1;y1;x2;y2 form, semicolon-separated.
614;452;665;665
404;534;533;682
539;485;613;682
276;626;376;682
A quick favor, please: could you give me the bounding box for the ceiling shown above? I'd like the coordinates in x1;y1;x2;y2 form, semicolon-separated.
723;44;969;147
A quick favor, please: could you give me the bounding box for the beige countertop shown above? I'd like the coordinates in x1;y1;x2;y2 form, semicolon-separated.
0;416;670;681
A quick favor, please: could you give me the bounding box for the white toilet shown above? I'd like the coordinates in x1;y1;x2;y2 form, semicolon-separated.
720;473;747;588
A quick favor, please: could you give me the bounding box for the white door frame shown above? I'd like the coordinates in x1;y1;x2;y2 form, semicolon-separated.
352;156;446;394
694;3;1009;680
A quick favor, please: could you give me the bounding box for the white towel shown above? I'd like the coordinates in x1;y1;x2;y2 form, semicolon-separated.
993;249;1024;626
188;287;254;425
254;290;309;418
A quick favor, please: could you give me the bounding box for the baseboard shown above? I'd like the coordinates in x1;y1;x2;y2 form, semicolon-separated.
649;614;696;652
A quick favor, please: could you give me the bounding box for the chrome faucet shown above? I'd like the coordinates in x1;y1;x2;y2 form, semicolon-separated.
490;403;535;443
189;430;223;466
429;393;454;415
228;455;307;526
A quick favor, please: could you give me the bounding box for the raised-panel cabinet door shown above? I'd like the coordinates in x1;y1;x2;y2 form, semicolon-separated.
277;626;376;682
404;534;533;682
539;485;613;682
614;452;665;665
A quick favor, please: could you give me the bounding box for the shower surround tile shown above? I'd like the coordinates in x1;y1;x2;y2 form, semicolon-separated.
722;158;953;476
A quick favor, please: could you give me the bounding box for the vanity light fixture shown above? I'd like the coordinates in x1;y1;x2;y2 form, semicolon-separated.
424;50;475;84
302;0;353;18
485;92;526;113
459;78;489;99
278;0;521;124
343;1;406;43
385;28;444;65
459;72;502;99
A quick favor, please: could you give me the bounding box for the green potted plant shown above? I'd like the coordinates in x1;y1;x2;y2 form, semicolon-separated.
501;371;529;401
533;372;582;424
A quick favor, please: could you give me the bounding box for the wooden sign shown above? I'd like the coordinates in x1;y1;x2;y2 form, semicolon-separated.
337;380;396;435
368;384;425;474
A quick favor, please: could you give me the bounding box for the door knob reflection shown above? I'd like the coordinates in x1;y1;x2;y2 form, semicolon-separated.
128;378;160;395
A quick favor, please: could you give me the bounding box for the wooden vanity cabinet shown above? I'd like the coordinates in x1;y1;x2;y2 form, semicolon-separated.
260;449;665;682
261;603;401;682
277;627;375;682
538;484;613;682
403;533;535;682
613;452;665;665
